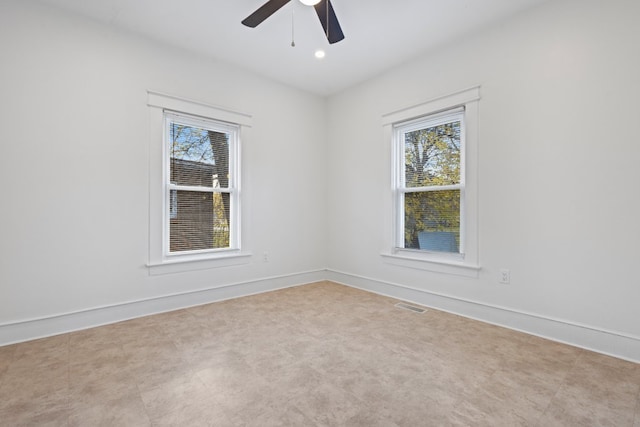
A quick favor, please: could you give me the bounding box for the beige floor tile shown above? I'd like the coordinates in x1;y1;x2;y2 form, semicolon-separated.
68;326;123;351
451;396;534;427
288;382;365;426
69;346;131;375
222;389;311;427
0;343;17;381
195;351;264;400
11;334;69;369
634;391;640;427
485;367;560;414
256;360;325;401
241;340;301;374
106;318;163;347
140;373;231;426
539;395;635;427
235;403;317;427
344;409;400;427
132;359;197;394
537;353;639;427
0;386;70;427
69;365;140;414
560;352;640;406
0;281;638;426
68;392;151;427
0;360;69;404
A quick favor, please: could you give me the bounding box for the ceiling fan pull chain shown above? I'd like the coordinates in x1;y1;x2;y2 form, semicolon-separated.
291;8;296;47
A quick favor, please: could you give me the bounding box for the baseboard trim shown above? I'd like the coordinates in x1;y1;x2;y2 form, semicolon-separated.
325;269;640;363
3;268;639;363
0;269;326;346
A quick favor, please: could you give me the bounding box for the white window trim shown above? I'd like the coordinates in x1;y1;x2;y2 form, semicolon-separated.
381;86;480;277
147;91;252;275
163;112;240;257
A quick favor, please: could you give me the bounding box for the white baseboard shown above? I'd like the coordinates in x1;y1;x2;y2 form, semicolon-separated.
2;268;639;364
326;269;640;364
0;269;326;346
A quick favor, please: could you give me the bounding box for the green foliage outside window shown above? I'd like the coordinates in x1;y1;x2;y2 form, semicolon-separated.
404;121;461;250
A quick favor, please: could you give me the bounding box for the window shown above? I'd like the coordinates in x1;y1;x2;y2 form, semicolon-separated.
164;113;239;255
395;109;464;254
147;91;252;274
382;87;480;276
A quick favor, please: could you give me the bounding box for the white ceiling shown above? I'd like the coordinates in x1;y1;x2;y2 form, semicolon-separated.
36;0;550;95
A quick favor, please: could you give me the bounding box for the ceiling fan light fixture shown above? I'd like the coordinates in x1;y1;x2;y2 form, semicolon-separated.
242;0;344;44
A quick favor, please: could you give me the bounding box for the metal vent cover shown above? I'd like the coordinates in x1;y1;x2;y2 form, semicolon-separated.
394;302;427;314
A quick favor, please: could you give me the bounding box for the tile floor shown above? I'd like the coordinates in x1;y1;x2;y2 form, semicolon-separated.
0;281;639;426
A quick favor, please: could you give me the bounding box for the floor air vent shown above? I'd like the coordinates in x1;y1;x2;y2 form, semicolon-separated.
394;302;427;313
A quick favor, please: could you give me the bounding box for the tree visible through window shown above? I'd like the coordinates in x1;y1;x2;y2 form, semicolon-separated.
165;113;238;254
397;109;464;253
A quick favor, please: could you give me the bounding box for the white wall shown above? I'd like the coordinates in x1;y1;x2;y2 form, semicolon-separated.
325;0;640;360
0;0;327;339
2;0;639;362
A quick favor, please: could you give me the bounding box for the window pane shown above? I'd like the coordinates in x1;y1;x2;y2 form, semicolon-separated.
404;190;460;252
169;190;230;252
404;121;460;188
170;122;229;188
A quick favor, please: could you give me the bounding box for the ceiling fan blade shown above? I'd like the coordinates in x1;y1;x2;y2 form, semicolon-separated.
314;0;344;44
242;0;291;28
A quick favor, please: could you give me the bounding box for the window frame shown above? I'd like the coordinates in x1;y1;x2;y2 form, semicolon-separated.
163;112;240;257
394;108;466;258
147;91;252;275
382;87;480;277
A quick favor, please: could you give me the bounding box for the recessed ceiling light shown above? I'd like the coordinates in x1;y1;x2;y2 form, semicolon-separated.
315;50;326;59
300;0;321;5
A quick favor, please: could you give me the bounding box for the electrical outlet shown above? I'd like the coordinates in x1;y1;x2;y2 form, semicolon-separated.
499;268;510;284
262;251;269;262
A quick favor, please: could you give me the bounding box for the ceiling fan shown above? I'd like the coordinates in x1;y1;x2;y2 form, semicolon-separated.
242;0;345;44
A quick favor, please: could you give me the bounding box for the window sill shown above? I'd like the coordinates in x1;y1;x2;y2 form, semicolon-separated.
380;251;480;278
147;252;252;275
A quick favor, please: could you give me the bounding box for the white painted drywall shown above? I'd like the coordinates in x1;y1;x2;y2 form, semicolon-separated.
1;0;639;359
0;1;327;324
326;0;640;340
